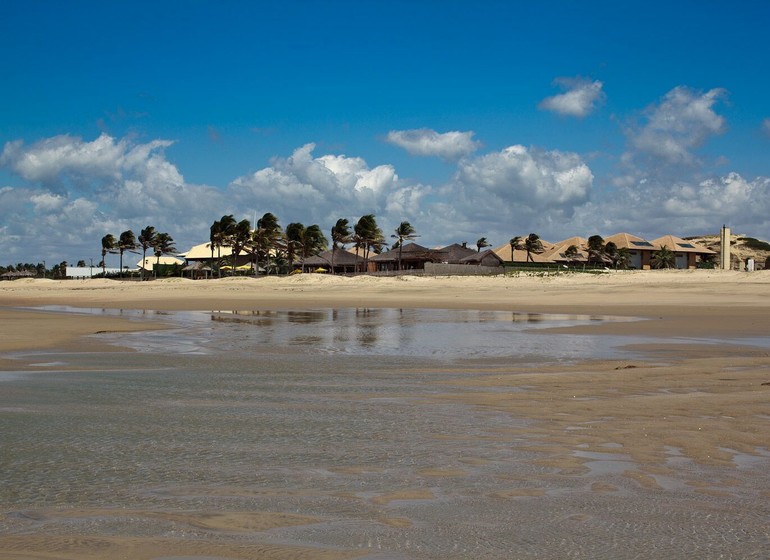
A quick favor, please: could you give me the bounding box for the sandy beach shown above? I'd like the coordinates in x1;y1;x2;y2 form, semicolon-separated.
2;270;770;559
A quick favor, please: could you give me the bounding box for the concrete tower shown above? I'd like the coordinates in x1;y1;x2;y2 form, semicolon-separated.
720;225;731;270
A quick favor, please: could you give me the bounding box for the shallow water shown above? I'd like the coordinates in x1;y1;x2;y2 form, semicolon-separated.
1;308;768;558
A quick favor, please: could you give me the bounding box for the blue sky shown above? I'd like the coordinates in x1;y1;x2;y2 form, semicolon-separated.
2;0;769;265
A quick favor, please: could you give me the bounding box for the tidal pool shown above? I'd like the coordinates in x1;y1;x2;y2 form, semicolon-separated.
0;307;767;559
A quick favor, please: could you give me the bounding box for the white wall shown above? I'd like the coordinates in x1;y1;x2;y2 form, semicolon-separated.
65;266;122;278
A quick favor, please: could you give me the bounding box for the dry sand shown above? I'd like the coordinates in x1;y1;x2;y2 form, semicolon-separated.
2;270;770;559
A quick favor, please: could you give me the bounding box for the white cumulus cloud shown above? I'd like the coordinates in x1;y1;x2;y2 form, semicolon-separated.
385;128;480;160
0;133;226;263
570;171;770;240
628;86;727;166
229;143;427;226
454;144;593;211
538;77;605;118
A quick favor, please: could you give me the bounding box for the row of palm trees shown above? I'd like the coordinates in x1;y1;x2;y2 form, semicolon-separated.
205;214;430;275
206;213;420;275
509;233;546;263
101;227;176;278
99;213;422;278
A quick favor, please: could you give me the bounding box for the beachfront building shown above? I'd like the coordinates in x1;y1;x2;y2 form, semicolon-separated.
544;236;590;265
298;247;365;274
602;233;657;269
459;249;504;267
370;242;435;271
651;235;716;269
136;255;184;273
63;266;122;279
179;241;233;267
431;243;478;264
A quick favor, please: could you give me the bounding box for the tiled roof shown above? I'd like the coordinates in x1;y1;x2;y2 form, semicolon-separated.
371;242;432;261
651;235;716;254
604;233;655;250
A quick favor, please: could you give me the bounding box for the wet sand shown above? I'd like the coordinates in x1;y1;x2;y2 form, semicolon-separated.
1;270;770;559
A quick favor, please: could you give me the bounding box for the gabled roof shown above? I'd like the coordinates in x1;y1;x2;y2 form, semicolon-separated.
604;233;656;251
459;249;504;265
552;236;589;250
370;242;432;261
432;243;477;263
300;248;364;267
651;235;716;254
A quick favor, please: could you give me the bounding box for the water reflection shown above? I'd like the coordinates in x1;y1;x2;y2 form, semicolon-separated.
24;306;645;363
151;308;642;363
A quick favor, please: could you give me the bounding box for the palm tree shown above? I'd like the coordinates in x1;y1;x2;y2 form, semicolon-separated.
330;218;352;274
153;232;176;276
251;227;272;275
564;244;580;263
209;219;221;271
509;236;523;262
101;234;117;275
117;230;137;277
524;233;544;262
211;215;236;277
138;225;157;280
614;247;631;270
354;214;385;272
254;212;283;275
476;237;490;252
302;224;328;257
285;222;306;272
604;241;618;268
227;219;252;275
651;245;675;269
587;235;606;266
283;223;327;272
392;221;418;271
